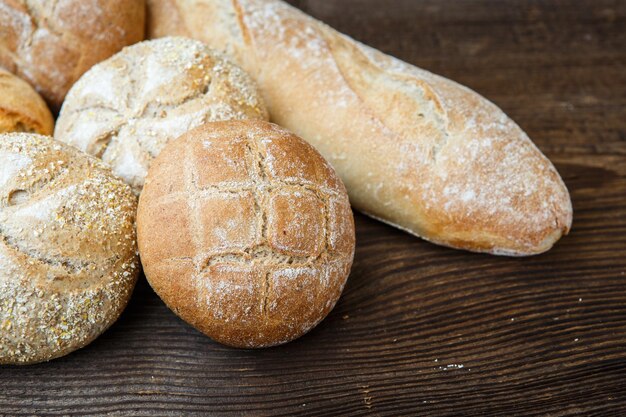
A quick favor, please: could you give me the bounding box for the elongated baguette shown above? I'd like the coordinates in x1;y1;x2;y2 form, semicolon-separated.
147;0;573;256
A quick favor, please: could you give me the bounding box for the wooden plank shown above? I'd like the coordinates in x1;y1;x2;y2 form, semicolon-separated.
1;0;625;415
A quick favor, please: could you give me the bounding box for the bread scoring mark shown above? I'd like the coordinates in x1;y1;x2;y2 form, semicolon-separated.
61;103;123;119
244;139;268;243
93;125;123;159
0;223;92;275
1;163;70;210
231;0;252;47
156;181;343;208
201;245;322;269
324;32;450;165
138;75;213;120
19;1;38;49
7;189;28;205
26;0;66;43
183;141;206;268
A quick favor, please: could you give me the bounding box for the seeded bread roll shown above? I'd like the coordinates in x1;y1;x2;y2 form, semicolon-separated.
137;120;355;348
55;37;269;194
0;0;145;111
0;68;53;135
147;0;573;256
0;133;139;365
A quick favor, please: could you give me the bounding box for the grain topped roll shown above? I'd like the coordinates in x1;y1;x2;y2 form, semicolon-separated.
55;36;269;194
0;0;146;111
0;133;139;365
0;68;53;135
138;120;355;348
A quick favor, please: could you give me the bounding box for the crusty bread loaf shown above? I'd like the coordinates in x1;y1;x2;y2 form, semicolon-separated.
0;133;139;365
137;120;355;348
0;0;145;111
147;0;573;256
55;37;269;194
0;68;53;135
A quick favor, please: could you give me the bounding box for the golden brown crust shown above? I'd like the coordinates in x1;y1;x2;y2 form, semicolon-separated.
0;0;146;111
147;0;573;256
137;120;355;348
0;133;139;365
0;68;53;135
55;36;269;194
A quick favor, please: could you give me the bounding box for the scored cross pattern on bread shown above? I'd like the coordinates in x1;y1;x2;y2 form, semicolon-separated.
138;121;355;348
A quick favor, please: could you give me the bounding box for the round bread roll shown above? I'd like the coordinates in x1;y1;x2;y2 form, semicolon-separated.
55;36;269;194
0;0;145;111
0;68;53;135
137;120;355;348
0;133;139;365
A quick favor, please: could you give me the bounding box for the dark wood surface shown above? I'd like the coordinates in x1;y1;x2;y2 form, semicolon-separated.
2;0;626;415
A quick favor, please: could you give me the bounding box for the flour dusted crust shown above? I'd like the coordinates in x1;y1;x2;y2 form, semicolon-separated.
55;36;269;194
0;0;145;111
137;120;355;348
147;0;573;256
0;68;53;135
0;133;138;365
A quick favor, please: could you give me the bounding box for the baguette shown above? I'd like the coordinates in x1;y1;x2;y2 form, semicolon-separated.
147;0;573;256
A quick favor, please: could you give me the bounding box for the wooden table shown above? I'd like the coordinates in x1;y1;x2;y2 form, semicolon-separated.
2;1;625;415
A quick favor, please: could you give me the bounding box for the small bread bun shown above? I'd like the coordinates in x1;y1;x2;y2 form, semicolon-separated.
0;69;53;135
137;120;355;348
0;0;145;111
0;134;139;365
55;37;269;194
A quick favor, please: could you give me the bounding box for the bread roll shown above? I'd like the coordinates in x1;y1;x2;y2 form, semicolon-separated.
0;133;138;365
55;37;269;194
147;0;573;256
137;120;355;348
0;0;145;111
0;68;53;135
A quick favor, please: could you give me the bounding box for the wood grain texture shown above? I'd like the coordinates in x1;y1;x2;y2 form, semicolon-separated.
1;0;625;415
